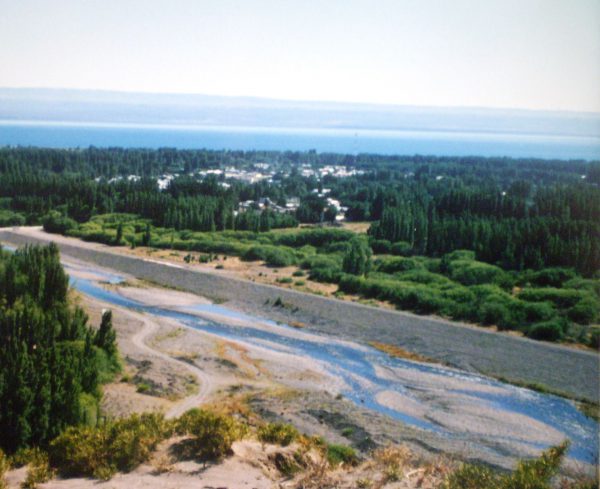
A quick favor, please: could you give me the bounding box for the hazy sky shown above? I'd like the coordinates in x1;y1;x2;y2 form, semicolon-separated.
1;0;599;112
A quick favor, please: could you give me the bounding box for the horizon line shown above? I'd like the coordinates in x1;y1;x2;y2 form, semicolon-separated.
3;85;600;117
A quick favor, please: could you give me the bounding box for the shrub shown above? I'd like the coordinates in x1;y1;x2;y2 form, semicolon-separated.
564;278;600;298
22;449;53;488
518;288;588;310
175;409;245;460
42;211;77;234
292;270;305;277
443;441;569;489
342;237;372;276
326;444;358;467
0;449;8;489
478;300;511;327
567;297;599;324
370;239;392;254
588;328;600;349
448;260;506;286
294;280;305;286
276;277;293;284
242;245;296;267
272;228;354;248
390;241;413;256
443;249;476;262
527;267;578;287
257;422;299;446
376;256;422;273
49;413;169;480
521;301;556;324
527;319;566;341
395;269;451;285
304;255;343;283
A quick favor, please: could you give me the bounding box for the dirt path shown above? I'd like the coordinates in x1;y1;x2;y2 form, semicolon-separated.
124;308;213;418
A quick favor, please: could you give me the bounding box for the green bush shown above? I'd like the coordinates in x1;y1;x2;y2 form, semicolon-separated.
443;249;476;262
0;448;8;489
276;277;293;284
527;319;566;341
242;245;296;267
370;239;392;254
175;409;246;460
518;288;589;310
443;441;569;489
303;254;343;283
448;259;507;286
272;228;354;248
49;413;169;480
326;444;358;467
257;422;299;446
390;241;413;256
395;269;451;285
292;270;305;277
567;297;599;324
521;301;556;324
22;449;53;489
42;211;77;234
478;300;511;327
0;210;26;227
527;267;578;287
564;278;600;298
376;256;423;273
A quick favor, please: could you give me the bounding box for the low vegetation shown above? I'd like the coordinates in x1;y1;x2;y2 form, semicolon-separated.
258;422;300;446
442;442;596;489
49;412;169;480
173;408;247;460
43;213;599;345
0;449;8;489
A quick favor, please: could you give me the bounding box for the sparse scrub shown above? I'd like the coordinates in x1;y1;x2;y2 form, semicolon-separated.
325;443;358;467
0;449;8;489
443;441;578;489
174;408;246;460
49;413;169;480
22;449;53;488
258;422;299;446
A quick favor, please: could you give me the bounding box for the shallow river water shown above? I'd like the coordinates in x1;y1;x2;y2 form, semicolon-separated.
62;259;598;464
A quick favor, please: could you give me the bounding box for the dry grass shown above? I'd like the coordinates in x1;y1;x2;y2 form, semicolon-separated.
340;222;371;233
368;341;440;364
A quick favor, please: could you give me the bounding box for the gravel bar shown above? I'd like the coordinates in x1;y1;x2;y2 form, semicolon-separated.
2;229;598;403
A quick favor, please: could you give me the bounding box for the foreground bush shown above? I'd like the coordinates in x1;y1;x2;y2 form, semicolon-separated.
175;409;246;460
444;442;575;489
326;443;359;467
49;413;169;480
22;449;53;489
257;422;299;446
0;449;8;489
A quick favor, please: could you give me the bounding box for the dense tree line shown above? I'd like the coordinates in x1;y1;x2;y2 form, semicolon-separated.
1;147;599;273
0;244;119;454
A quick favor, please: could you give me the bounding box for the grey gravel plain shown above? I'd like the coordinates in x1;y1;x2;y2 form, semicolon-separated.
1;229;598;403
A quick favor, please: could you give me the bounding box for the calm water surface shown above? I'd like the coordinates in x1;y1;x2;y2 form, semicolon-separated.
1;120;599;159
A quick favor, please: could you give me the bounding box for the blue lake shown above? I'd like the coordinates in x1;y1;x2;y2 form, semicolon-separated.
1;121;599;160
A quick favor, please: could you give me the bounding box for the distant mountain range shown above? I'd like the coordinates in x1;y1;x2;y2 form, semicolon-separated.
1;87;599;138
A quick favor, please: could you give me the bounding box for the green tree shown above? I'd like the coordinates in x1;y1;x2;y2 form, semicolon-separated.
94;311;117;357
342;237;372;276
